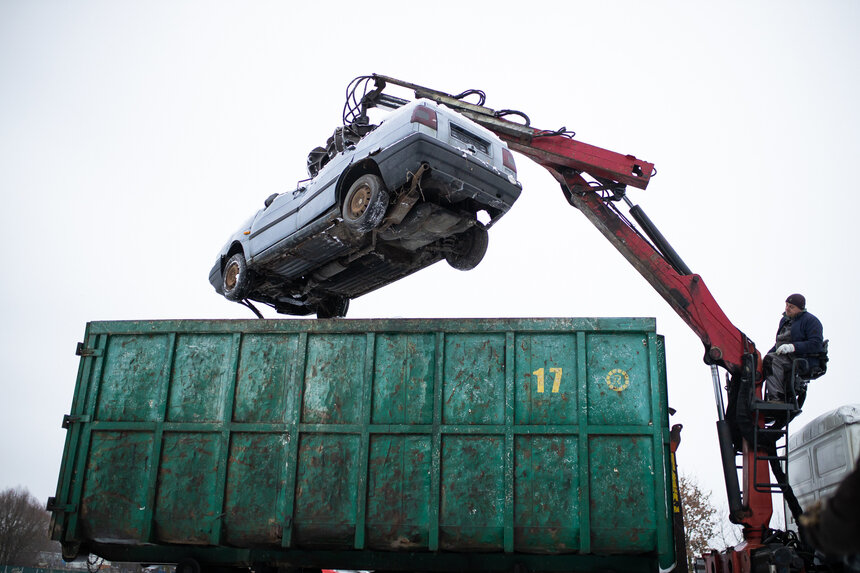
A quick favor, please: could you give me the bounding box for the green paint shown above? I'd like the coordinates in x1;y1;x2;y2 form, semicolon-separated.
442;333;506;425
97;334;170;422
224;432;286;546
366;435;432;550
514;435;580;552
440;435;505;550
155;432;222;543
589;436;658;552
586;333;653;426
234;333;298;423
79;431;153;540
515;333;579;425
52;318;675;572
372;333;435;425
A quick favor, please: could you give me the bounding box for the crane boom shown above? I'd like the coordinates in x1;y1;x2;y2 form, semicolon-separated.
364;74;760;377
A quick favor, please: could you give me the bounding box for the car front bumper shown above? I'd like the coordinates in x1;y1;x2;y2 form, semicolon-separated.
209;260;224;294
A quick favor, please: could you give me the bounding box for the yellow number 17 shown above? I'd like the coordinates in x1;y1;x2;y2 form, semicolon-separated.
533;367;563;393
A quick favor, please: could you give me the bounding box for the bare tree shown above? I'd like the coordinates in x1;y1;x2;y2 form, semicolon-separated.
679;474;719;571
716;502;743;548
0;486;53;565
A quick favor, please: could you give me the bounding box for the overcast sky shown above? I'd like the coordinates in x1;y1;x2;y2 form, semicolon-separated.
2;0;859;534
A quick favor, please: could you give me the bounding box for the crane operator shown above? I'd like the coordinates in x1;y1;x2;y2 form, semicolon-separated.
764;293;825;401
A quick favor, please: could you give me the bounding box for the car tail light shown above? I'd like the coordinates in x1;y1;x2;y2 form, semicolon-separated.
411;105;437;130
502;148;517;173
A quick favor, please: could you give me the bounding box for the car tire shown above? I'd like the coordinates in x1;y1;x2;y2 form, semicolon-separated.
223;253;250;301
445;226;489;271
316;296;349;319
342;174;389;232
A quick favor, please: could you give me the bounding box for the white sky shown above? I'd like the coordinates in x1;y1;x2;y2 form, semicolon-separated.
2;0;859;534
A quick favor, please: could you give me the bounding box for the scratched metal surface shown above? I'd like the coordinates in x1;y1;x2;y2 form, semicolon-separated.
51;317;674;572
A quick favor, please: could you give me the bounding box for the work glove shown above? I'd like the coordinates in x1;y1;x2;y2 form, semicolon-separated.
776;344;795;355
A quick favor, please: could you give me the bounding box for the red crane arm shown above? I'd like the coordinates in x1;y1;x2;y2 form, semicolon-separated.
514;143;761;377
496;130;762;377
366;73;762;376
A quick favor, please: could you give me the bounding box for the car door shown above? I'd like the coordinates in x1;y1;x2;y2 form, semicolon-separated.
247;186;306;259
293;153;349;231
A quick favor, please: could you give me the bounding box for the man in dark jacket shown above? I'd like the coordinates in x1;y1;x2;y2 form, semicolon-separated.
764;293;824;401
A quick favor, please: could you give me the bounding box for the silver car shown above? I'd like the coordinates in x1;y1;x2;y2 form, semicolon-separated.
209;99;522;318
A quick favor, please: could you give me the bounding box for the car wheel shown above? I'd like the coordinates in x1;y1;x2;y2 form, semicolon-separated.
223;253;250;301
342;174;389;232
316;296;349;319
445;226;489;271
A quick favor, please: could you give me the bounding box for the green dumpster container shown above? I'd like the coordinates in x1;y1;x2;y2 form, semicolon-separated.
50;318;678;573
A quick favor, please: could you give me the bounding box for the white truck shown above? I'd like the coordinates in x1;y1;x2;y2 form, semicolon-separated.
785;404;860;532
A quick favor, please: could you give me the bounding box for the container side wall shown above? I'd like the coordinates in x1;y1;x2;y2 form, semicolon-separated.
53;318;672;573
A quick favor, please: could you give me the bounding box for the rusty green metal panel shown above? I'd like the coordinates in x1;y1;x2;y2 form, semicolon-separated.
371;332;435;424
79;430;153;541
224;432;286;545
50;318;676;573
155;431;224;544
514;434;580;552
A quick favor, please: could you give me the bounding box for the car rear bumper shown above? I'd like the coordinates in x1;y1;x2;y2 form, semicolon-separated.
372;132;522;222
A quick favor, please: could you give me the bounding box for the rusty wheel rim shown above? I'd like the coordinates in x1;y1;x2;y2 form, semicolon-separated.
224;262;239;291
347;184;372;219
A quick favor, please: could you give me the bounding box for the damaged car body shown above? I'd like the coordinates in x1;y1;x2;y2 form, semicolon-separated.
209;98;522;318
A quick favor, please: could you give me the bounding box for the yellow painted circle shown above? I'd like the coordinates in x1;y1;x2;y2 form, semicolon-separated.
606;369;630;391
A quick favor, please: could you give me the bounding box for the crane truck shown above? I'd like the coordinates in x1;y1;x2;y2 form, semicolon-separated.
351;74;822;573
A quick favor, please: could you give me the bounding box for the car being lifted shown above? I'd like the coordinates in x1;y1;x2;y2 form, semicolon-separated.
209;98;522;318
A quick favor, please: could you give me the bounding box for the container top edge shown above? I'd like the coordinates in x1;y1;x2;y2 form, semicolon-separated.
83;316;658;335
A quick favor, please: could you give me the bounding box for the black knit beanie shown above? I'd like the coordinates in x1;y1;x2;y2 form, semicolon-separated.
786;293;806;309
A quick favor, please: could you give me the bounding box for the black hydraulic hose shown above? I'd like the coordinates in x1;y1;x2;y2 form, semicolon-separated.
627;204;693;276
240;299;265;320
451;88;486;106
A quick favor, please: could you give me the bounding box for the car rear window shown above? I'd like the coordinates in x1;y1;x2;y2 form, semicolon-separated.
450;123;491;155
